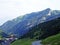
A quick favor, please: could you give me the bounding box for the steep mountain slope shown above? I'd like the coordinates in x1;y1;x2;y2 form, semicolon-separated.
0;16;24;31
6;9;60;37
11;17;60;45
0;8;50;33
5;8;51;36
0;8;60;38
21;17;60;39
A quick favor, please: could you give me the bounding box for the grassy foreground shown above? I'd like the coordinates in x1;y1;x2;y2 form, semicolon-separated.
11;33;60;45
11;38;35;45
42;33;60;45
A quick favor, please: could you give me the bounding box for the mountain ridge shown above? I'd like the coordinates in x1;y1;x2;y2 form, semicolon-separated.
0;8;60;38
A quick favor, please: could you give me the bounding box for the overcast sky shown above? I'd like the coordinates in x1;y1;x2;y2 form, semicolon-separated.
0;0;60;25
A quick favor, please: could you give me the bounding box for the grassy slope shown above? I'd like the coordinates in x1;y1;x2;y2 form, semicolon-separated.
11;38;35;45
42;33;60;45
11;30;40;45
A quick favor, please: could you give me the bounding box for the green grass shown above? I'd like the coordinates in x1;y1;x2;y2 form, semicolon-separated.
42;33;60;45
11;38;35;45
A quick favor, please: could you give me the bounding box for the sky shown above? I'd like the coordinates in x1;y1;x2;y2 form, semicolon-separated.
0;0;60;25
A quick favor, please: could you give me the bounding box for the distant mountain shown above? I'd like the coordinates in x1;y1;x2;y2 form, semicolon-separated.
0;16;24;31
0;8;60;38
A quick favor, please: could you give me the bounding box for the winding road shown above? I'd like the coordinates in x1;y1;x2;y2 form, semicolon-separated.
32;40;42;45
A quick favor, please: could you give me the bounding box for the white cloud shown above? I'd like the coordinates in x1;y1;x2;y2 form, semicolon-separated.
0;0;60;25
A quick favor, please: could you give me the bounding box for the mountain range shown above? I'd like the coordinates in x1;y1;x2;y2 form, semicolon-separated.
0;8;60;38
